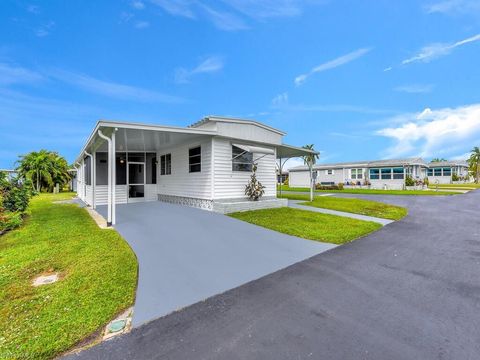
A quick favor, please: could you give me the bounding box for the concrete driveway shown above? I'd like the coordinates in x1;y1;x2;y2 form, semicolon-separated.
96;201;335;327
68;190;480;360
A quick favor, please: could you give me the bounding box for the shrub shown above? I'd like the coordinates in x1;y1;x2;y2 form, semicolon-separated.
0;211;23;233
405;175;415;186
283;176;289;186
245;164;265;201
0;172;32;234
423;177;429;186
315;184;343;190
452;173;459;182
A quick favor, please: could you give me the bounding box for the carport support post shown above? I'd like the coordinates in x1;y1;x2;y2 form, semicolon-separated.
98;130;112;226
92;151;96;209
111;129;116;225
81;157;85;201
84;151;94;207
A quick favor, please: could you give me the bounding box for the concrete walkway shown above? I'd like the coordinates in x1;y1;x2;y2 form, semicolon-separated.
288;200;394;226
96;201;335;327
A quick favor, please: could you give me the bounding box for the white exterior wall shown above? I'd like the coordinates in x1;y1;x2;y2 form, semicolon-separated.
212;138;276;199
195;121;282;145
289;170;311;187
85;185;93;206
156;138;212;200
369;179;405;190
316;169;344;185
427;176;452;184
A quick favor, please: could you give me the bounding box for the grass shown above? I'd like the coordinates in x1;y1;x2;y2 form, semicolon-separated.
428;183;480;189
277;185;458;196
0;192;138;360
280;193;408;220
229;207;382;244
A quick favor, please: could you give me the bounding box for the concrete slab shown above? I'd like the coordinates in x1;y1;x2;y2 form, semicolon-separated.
96;201;335;327
288;200;394;226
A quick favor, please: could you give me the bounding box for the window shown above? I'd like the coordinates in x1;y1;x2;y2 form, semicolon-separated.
96;152;108;185
326;169;334;175
434;168;442;176
442;167;451;176
381;168;392;180
146;153;157;184
392;167;404;179
351;168;363;179
160;153;171;175
232;145;253;172
189;146;201;173
427;168;433;176
369;168;380;179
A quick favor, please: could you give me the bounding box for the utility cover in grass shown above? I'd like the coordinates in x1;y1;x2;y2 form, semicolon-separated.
32;273;59;287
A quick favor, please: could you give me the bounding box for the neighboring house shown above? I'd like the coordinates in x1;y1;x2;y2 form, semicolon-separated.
75;116;314;225
0;169;17;180
289;158;469;189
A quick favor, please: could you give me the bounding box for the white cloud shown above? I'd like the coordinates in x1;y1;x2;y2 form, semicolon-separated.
0;62;44;85
222;0;303;19
394;84;434;93
35;21;55;37
425;0;480;14
174;56;224;84
148;0;324;31
383;66;392;72
27;5;40;14
376;103;480;158
271;92;289;107
402;33;480;65
294;48;371;86
131;1;146;9
51;69;184;103
135;20;150;28
199;4;248;31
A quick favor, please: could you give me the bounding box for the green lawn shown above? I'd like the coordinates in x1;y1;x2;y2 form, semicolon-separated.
428;183;480;189
278;185;458;196
0;193;138;360
280;193;408;220
229;207;382;244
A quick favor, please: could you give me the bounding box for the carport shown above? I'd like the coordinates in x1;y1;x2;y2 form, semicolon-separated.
97;201;335;327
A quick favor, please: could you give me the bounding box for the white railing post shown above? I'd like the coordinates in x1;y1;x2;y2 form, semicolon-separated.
98;130;112;225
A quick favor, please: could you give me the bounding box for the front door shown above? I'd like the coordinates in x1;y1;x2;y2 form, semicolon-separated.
128;162;145;201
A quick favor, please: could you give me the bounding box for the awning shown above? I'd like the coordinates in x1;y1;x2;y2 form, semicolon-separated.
232;143;275;155
276;144;318;159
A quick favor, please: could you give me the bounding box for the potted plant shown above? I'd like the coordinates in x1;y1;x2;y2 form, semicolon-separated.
245;163;265;201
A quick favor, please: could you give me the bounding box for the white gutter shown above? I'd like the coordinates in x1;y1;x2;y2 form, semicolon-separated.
98;130;112;226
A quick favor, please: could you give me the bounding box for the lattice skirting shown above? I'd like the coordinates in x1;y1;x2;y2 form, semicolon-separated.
157;194;214;211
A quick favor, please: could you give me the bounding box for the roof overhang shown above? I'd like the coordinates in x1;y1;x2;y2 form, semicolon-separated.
75;120;217;163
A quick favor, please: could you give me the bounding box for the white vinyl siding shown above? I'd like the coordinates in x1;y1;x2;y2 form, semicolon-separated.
213;138;276;199
156;138;212;199
95;185;128;205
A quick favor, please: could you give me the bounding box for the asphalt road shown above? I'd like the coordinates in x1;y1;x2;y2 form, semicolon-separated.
65;190;480;360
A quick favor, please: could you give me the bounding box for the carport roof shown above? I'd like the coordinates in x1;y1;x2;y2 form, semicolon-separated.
75;119;316;163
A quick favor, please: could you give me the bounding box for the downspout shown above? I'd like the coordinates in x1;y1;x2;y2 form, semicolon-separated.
84;151;94;208
111;129;116;225
98;130;112;226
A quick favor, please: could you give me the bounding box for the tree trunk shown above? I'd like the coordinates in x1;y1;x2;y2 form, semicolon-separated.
36;170;40;192
477;160;480;183
310;166;314;202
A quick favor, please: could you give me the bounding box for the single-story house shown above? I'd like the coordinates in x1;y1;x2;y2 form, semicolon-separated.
289;158;469;189
74;116;314;225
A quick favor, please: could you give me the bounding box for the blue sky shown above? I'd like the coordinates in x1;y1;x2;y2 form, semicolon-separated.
1;0;480;169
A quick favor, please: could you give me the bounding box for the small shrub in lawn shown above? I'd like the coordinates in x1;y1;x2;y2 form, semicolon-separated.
315;184;343;190
0;171;33;233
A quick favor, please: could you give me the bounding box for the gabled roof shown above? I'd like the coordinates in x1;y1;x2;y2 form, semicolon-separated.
189;115;286;135
428;160;469;167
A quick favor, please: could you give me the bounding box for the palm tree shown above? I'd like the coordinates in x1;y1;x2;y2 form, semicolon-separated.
16;150;70;192
468;147;480;183
302;144;320;201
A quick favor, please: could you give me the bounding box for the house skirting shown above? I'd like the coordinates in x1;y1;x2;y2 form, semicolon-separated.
157;194;288;214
